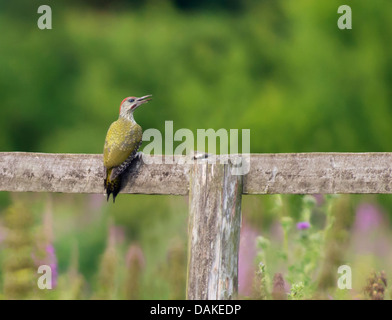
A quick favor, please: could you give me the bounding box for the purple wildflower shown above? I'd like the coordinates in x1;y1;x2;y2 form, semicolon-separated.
296;221;310;230
352;203;390;256
312;194;324;205
45;244;58;288
238;221;259;297
32;243;58;288
354;203;383;233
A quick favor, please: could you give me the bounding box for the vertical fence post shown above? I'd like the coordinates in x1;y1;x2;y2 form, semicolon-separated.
186;159;243;300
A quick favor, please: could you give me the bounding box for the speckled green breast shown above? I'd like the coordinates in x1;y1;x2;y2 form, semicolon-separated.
103;117;142;169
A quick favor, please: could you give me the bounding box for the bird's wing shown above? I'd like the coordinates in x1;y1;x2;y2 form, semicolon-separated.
103;119;142;169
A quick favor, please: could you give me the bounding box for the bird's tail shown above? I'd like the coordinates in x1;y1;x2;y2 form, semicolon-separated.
104;168;121;203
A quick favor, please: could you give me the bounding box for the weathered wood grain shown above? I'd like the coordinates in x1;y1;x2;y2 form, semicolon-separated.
0;152;190;195
187;161;242;300
243;153;392;194
1;152;392;194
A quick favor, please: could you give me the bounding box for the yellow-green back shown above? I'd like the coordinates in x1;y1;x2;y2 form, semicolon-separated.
103;117;142;169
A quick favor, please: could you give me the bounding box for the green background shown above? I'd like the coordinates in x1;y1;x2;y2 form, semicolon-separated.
0;0;391;299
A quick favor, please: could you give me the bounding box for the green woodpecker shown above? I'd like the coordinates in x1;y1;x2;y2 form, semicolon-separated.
103;95;152;202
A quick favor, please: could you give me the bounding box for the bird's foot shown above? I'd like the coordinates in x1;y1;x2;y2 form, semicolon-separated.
192;151;210;160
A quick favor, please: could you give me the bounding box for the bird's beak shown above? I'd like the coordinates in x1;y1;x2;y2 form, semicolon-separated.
131;95;152;111
137;95;152;104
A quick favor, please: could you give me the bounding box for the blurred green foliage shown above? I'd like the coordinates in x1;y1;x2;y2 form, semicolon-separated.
1;0;391;154
0;0;392;299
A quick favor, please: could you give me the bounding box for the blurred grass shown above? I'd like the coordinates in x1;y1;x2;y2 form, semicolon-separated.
0;0;392;299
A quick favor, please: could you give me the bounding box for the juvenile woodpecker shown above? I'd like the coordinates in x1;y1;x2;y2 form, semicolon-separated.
103;95;152;202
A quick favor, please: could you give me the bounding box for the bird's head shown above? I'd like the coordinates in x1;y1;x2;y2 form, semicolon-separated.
119;95;152;118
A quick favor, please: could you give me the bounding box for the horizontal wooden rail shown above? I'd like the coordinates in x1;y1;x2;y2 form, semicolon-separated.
0;153;189;195
0;152;392;194
1;151;392;300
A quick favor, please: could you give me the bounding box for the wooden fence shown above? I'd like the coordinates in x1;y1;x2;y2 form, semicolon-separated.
1;152;392;299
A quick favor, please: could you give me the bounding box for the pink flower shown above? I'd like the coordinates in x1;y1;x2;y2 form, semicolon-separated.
354;203;383;233
352;203;390;256
32;243;58;288
238;221;259;297
296;221;310;230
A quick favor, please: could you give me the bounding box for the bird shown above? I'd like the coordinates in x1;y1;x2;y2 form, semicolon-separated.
103;95;152;202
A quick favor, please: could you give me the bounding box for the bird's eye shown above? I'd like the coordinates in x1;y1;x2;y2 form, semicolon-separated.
128;98;135;103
